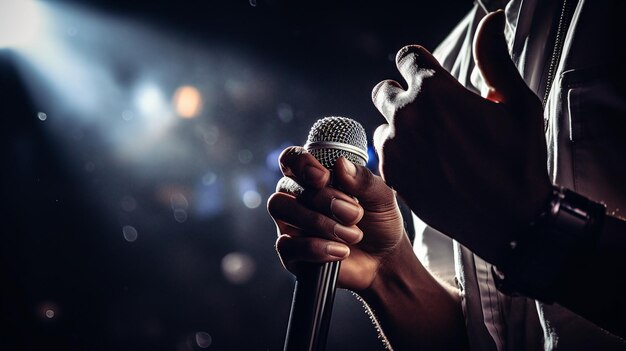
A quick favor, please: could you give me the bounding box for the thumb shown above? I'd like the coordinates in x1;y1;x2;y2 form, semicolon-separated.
473;10;532;105
332;157;398;213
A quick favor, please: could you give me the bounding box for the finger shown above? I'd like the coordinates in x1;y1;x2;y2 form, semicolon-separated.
275;234;350;272
274;180;365;226
371;79;404;122
276;176;304;197
274;219;305;237
332;157;398;213
395;45;441;92
372;124;392;179
373;123;392;157
299;187;364;226
267;192;363;244
279;146;330;189
473;10;536;106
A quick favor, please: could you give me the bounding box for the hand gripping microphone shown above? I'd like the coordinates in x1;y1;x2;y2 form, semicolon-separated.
282;116;368;351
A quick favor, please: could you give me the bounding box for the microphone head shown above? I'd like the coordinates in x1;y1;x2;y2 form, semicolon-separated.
304;116;368;169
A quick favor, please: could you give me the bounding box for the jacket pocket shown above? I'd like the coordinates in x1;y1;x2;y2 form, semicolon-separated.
562;66;626;212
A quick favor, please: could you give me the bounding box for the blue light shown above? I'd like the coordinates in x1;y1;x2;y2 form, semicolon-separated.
367;146;378;172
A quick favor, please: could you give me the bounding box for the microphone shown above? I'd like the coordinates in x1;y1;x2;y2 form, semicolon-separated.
282;116;368;351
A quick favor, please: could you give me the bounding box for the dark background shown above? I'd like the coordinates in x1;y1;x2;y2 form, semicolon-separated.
1;0;471;350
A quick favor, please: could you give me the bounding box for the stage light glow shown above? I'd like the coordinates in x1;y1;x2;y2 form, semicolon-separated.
136;83;168;118
221;252;255;284
0;0;44;49
173;85;202;118
10;1;268;180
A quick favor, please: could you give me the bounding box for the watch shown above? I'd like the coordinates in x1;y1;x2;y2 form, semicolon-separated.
493;186;606;303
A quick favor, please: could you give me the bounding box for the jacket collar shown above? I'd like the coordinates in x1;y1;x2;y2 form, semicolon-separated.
475;0;509;12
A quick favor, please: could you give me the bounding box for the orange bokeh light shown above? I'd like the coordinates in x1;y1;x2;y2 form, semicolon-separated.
173;86;202;118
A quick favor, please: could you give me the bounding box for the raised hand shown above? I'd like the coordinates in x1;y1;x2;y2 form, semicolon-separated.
371;10;552;266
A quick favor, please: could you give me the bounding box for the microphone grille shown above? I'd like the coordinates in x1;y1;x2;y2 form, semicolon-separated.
305;116;368;169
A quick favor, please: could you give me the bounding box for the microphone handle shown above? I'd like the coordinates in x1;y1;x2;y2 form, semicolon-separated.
283;260;340;351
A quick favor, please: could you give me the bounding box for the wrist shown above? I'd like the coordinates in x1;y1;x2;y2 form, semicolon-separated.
357;232;460;310
357;234;419;301
354;232;467;350
494;185;606;302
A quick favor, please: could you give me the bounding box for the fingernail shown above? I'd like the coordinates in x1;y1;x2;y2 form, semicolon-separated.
343;160;357;177
333;224;362;244
303;165;326;184
331;198;362;223
326;244;349;258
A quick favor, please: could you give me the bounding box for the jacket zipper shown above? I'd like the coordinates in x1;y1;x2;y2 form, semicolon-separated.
542;0;578;107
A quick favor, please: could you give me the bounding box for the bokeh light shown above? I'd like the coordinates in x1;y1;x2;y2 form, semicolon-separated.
173;209;188;223
242;190;261;209
170;192;189;211
195;331;212;348
221;252;255;284
122;225;138;242
40;302;58;320
173;85;202;119
201;171;217;186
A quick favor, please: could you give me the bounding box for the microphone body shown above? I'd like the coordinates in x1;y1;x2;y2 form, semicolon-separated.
283;116;368;351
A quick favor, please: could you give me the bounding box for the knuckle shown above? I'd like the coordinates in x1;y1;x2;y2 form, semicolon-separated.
311;214;333;235
372;79;400;102
396;45;435;71
393;104;414;128
276;176;303;196
266;192;284;216
279;146;306;160
304;238;325;257
275;235;290;258
395;45;421;66
395;45;424;72
275;236;296;270
372;80;405;121
297;187;323;210
353;165;378;195
278;146;307;174
357;165;376;189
